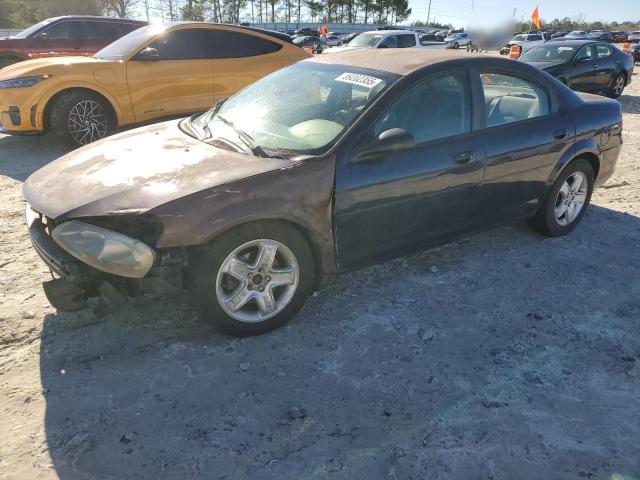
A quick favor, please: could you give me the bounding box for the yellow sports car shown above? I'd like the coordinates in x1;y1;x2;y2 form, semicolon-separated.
0;23;310;146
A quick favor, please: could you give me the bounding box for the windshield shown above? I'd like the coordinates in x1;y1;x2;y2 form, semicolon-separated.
193;62;396;155
349;33;383;47
520;45;576;62
94;24;166;60
13;18;54;38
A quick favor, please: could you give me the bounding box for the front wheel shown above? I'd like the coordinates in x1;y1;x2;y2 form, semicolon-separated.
190;222;315;337
49;90;113;147
452;41;459;49
607;74;625;98
527;159;594;237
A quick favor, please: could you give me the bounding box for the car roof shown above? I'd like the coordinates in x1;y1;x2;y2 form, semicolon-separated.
49;15;146;23
307;48;485;75
545;39;600;47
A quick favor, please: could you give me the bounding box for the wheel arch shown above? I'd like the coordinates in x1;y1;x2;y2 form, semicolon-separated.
42;87;119;131
549;140;601;185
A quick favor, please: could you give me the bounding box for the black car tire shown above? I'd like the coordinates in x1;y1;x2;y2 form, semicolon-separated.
50;90;113;147
190;221;315;337
527;159;594;237
452;41;459;49
607;73;626;98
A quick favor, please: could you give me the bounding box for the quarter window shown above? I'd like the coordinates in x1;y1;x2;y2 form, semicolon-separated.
480;73;549;127
375;71;471;143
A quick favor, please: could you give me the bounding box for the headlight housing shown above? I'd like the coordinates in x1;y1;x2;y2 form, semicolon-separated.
51;220;156;279
0;75;51;89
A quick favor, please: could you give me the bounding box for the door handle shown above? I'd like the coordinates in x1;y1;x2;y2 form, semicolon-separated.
553;128;568;140
453;151;476;165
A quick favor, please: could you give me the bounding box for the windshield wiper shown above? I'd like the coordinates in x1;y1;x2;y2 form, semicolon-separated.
216;115;271;158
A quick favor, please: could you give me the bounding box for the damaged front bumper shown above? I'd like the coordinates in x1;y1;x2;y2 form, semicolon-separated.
27;212;185;313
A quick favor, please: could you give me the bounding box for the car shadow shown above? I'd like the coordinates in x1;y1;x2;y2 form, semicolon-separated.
39;204;640;479
0;133;69;182
618;92;640;114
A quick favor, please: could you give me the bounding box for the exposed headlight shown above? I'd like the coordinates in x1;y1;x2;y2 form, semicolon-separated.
0;75;51;89
51;220;156;279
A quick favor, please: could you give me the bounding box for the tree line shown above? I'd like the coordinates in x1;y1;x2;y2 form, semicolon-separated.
1;0;638;32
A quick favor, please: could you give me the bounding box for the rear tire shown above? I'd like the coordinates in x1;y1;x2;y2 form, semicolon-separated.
527;159;594;237
49;90;113;147
190;222;315;337
607;73;625;98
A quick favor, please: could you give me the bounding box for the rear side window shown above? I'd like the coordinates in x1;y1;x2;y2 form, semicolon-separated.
375;71;471;143
148;29;209;60
208;30;282;58
396;34;416;48
596;44;612;59
480;73;549;127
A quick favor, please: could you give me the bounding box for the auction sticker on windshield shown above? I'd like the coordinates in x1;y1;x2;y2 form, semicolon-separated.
335;72;383;89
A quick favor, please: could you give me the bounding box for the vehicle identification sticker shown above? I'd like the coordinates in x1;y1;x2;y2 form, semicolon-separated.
335;72;383;89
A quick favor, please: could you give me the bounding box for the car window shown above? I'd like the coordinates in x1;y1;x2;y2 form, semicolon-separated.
208;30;282;58
40;20;80;40
148;29;209;60
379;36;398;48
480;73;549;127
576;45;596;61
374;71;471;144
396;34;416;48
79;21;119;41
596;44;612;59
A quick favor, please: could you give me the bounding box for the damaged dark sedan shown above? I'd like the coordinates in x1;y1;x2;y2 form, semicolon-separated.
24;49;622;336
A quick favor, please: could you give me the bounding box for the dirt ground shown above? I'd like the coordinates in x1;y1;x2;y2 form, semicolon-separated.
1;72;640;480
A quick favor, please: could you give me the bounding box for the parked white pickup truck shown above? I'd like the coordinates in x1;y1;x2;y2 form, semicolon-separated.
322;30;441;54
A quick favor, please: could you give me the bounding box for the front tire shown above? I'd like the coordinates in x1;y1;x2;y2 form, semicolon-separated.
452;41;459;49
49;90;113;147
190;222;315;337
607;73;625;98
527;159;594;237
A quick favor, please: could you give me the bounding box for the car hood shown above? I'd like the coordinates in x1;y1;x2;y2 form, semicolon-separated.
23;120;294;220
0;55;103;80
322;45;363;54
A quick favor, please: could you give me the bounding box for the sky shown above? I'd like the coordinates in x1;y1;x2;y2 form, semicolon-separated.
407;0;640;27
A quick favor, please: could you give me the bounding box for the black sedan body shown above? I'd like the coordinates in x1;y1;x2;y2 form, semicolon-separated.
24;49;623;335
519;40;634;97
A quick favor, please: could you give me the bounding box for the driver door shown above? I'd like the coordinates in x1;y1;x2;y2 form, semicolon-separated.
126;28;214;122
568;45;599;92
334;69;485;268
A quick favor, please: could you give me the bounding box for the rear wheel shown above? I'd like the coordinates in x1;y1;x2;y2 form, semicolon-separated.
528;159;594;237
190;222;315;336
607;73;625;98
49;90;113;147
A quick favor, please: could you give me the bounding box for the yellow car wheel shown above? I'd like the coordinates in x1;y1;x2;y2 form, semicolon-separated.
50;90;113;147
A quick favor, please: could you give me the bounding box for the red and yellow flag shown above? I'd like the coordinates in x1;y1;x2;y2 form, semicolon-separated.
531;5;541;29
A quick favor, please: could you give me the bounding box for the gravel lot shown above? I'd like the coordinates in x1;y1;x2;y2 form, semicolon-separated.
1;72;640;480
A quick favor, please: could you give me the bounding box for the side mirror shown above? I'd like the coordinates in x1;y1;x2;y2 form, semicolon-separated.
37;32;49;42
134;46;160;62
353;128;415;163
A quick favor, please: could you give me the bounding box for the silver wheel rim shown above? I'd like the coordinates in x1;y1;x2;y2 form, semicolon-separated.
614;76;624;95
215;239;299;323
68;100;107;145
554;171;588;226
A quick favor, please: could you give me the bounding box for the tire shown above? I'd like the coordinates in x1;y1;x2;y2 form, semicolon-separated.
49;90;113;147
190;221;315;337
607;73;626;98
453;42;459;49
527;159;594;237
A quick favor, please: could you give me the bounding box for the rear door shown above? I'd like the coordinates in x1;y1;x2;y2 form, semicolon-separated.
126;28;214;122
209;28;284;101
568;44;599;92
475;70;573;220
334;69;485;268
594;43;616;87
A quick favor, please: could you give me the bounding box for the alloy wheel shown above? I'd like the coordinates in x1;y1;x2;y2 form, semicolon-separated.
614;76;625;96
68;100;108;145
554;171;588;226
216;239;299;323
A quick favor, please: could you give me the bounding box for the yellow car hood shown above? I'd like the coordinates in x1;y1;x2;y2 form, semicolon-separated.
0;56;104;80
